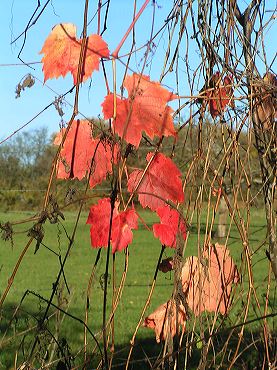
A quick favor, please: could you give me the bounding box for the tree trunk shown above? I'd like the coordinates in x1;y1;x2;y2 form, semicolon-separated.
234;0;277;279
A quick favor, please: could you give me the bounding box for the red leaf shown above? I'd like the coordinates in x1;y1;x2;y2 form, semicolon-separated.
153;205;186;248
54;120;118;188
89;138;119;189
86;198;116;248
40;23;109;84
54;119;94;180
204;72;234;118
143;300;187;343
102;73;177;147
128;152;184;211
86;198;138;253
111;209;138;253
181;243;239;315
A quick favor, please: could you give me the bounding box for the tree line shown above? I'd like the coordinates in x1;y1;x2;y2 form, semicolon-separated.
0;120;263;211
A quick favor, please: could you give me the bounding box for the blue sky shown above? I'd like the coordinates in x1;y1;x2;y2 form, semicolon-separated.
0;0;182;141
0;1;276;141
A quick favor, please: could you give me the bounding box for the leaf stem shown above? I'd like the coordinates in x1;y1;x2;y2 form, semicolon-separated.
111;0;150;58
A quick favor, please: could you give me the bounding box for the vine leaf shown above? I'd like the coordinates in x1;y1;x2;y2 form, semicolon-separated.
153;205;186;248
128;152;184;211
143;300;187;343
102;73;177;147
86;198;138;253
145;244;239;341
200;72;234;118
40;23;109;84
54;120;118;188
181;243;239;316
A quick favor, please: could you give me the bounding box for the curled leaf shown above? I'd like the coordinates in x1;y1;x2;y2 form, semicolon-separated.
143;300;187;343
159;257;174;273
15;74;35;98
255;72;277;130
200;72;234;118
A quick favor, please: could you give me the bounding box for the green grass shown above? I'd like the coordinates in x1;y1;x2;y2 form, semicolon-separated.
0;208;275;369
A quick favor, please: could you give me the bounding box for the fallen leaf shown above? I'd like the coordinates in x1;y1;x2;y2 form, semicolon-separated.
40;23;109;84
102;73;177;147
127;152;184;211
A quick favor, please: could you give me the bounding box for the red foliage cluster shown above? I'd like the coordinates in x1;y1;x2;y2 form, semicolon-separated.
153;205;186;248
40;24;239;344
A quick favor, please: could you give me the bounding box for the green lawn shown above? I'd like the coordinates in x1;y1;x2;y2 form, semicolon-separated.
0;208;275;369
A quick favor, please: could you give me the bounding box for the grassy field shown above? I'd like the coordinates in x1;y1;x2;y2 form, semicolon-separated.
0;208;275;369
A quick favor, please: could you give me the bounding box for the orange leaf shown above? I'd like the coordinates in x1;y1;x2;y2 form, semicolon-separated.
102;73;177;147
40;23;109;84
143;300;186;343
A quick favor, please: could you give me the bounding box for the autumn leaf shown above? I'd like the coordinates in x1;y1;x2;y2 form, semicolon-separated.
153;205;186;248
127;152;184;211
111;208;138;253
143;300;187;343
86;198;138;253
200;72;234;118
181;243;239;315
145;244;239;341
102;73;177;147
40;23;109;84
54;120;118;188
88;137;119;189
